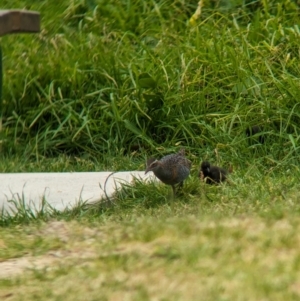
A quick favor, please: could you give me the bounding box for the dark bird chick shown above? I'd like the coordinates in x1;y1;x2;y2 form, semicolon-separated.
246;125;265;144
145;149;191;198
200;161;228;185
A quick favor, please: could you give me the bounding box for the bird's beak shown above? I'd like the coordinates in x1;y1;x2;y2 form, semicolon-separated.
145;167;150;175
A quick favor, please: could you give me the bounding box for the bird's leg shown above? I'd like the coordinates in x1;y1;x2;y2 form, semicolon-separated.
172;182;184;199
176;181;184;195
171;185;176;200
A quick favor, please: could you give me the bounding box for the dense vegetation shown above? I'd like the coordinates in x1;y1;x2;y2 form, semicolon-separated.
1;0;300;168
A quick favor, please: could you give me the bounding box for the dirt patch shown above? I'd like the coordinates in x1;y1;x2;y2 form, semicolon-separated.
0;253;61;278
0;247;99;279
0;221;155;279
0;221;98;279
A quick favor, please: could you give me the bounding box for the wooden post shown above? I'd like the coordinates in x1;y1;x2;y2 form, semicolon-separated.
0;10;40;35
0;9;40;151
0;47;2;137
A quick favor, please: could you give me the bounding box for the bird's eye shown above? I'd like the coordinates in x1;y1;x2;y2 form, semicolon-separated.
151;162;158;168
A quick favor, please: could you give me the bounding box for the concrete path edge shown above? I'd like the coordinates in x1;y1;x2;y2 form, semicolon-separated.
0;171;156;215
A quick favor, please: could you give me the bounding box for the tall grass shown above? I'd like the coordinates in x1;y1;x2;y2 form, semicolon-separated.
1;0;299;166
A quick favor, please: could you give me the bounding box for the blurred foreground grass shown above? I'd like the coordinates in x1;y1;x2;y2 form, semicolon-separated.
1;214;300;300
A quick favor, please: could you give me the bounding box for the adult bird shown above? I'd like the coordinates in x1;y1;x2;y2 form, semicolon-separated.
145;149;191;199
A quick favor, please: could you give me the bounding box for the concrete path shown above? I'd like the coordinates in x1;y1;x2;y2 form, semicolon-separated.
0;172;156;215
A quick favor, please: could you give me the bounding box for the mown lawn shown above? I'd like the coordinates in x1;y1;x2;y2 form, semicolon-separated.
1;212;300;300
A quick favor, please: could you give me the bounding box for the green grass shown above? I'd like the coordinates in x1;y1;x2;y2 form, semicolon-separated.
1;0;300;160
1;214;300;300
1;0;300;299
1;162;300;299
